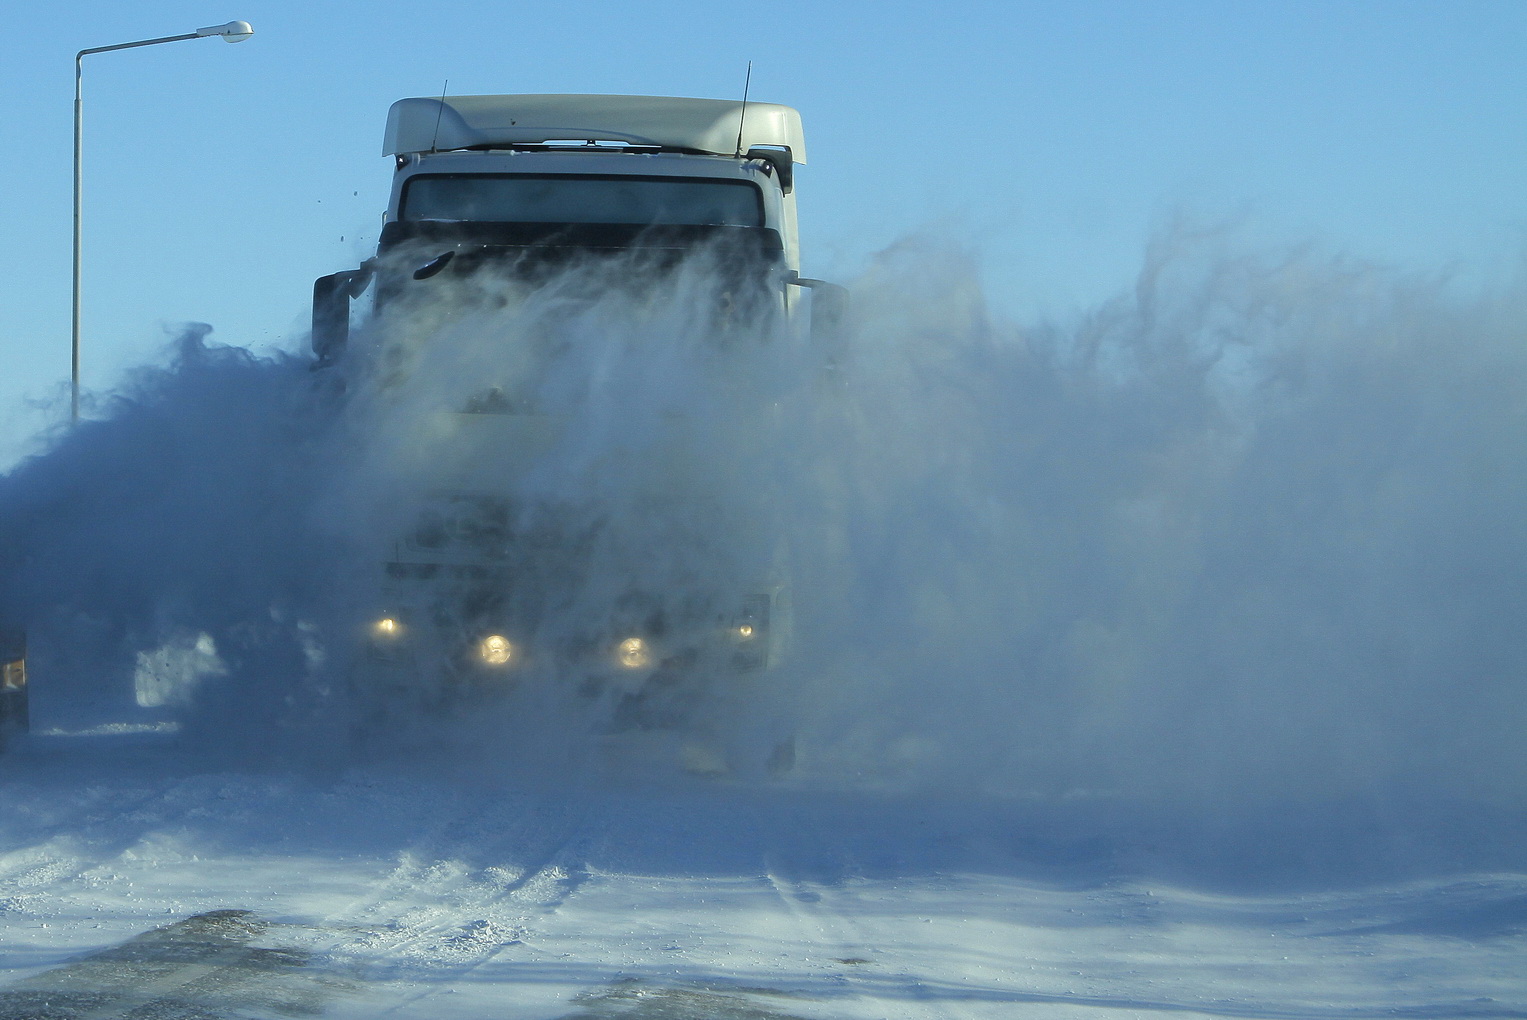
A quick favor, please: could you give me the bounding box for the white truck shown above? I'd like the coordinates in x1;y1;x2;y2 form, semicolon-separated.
311;94;843;749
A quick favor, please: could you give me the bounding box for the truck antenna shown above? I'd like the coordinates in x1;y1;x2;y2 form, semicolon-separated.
733;62;752;157
429;79;449;153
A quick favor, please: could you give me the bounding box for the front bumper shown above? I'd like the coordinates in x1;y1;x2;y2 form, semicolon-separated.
360;579;782;684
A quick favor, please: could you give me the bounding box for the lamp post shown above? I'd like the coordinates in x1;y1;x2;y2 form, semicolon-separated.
72;21;254;423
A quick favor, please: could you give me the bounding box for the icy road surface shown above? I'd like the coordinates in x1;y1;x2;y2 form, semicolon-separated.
1;733;1524;1020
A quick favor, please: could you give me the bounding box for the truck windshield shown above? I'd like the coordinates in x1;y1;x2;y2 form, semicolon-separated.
401;175;764;228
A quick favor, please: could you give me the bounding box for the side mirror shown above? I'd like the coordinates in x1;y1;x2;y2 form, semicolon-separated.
785;273;848;339
785;274;849;385
311;263;374;366
806;281;847;341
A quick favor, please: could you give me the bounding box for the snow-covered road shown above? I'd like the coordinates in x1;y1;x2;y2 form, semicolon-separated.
2;731;1523;1019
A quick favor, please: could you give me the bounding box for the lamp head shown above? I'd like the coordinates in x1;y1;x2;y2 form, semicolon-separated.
195;21;254;42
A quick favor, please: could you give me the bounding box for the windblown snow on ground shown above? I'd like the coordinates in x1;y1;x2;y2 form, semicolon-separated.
2;735;1525;1019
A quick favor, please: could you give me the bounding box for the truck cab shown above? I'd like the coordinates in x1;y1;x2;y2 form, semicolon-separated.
311;96;842;752
314;94;840;364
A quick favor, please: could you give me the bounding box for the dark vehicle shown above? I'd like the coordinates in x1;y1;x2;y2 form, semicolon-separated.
0;627;27;750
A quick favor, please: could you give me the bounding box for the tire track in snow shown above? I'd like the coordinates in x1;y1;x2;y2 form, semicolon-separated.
760;859;932;1018
318;780;595;1008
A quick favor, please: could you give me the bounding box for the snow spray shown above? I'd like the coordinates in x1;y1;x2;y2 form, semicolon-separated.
2;229;1524;830
781;229;1527;816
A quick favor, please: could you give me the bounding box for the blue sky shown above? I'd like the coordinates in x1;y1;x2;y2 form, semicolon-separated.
2;0;1523;465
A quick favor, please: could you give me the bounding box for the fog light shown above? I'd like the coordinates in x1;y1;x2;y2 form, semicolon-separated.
478;634;514;667
616;637;651;670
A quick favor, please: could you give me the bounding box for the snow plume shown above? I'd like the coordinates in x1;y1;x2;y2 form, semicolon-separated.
3;232;1526;841
0;245;808;774
0;326;345;753
784;227;1527;823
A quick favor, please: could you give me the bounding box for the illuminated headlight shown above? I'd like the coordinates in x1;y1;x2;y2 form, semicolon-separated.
372;616;403;640
735;624;755;640
615;637;651;670
478;634;514;667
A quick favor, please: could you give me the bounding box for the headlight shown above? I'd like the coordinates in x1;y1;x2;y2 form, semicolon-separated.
478;634;514;667
372;616;403;639
735;624;755;640
616;637;651;670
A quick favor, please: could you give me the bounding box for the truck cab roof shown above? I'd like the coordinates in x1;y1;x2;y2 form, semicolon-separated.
384;94;806;163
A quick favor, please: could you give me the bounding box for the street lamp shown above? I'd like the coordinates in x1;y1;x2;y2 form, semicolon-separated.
72;21;254;423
